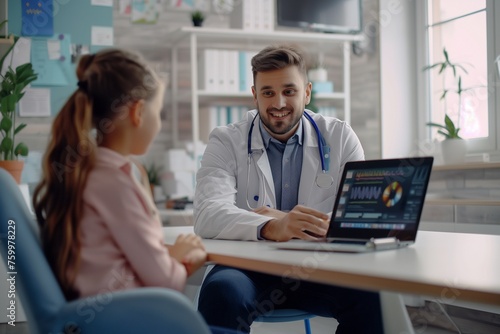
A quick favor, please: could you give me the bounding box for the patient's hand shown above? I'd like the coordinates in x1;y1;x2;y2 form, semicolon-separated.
182;248;208;277
168;234;205;262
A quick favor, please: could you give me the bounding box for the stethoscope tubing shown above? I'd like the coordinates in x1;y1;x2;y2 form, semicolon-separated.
303;112;327;172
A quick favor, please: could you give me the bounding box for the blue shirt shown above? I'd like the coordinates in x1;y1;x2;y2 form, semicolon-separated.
259;119;304;211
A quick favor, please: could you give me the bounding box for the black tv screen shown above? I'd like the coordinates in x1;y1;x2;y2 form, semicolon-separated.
276;0;362;34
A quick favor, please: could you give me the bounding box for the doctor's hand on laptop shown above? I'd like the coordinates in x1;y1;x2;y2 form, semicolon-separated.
254;205;329;242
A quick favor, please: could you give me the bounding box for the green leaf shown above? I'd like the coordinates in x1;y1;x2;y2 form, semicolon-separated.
0;117;12;132
14;91;25;104
422;63;443;71
426;122;448;130
15;63;31;72
444;114;457;134
16;64;35;82
0;94;16;112
438;63;447;74
0;136;13;152
14;142;28;157
1;73;14;92
437;130;451;138
443;48;449;62
456;64;468;74
428;114;463;140
440;90;448;100
14;123;27;135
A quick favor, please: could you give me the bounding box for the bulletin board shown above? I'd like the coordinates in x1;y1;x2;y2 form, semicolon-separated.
8;0;113;116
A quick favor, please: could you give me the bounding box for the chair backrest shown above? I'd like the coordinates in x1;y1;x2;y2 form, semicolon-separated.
0;169;66;333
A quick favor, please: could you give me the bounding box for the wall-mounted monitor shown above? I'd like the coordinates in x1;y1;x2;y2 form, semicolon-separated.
276;0;362;34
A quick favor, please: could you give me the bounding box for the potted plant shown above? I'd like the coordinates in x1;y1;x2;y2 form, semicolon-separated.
146;162;163;200
0;20;38;183
423;48;473;164
191;10;205;27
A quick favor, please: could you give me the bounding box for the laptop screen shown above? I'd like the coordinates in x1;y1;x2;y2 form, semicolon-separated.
327;157;434;241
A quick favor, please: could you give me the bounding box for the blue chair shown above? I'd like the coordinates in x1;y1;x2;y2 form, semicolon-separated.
0;169;234;334
256;309;314;334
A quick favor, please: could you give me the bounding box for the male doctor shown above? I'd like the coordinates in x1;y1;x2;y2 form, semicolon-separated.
194;45;383;333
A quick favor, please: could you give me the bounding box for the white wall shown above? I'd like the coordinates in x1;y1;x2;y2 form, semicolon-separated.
379;0;418;158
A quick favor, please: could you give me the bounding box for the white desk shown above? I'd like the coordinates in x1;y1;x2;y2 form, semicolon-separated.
164;227;500;307
166;227;500;333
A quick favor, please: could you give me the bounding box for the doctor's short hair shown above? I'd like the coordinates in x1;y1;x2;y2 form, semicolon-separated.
251;44;308;85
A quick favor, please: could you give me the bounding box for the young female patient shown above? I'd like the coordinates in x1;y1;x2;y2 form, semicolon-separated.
33;49;206;302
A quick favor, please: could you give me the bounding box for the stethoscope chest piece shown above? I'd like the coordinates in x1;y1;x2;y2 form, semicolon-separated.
316;173;334;189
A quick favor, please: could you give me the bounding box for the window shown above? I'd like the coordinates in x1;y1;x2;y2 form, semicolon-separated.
421;0;499;155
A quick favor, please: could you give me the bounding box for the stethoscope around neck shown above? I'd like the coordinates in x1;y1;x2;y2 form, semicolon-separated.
245;112;334;209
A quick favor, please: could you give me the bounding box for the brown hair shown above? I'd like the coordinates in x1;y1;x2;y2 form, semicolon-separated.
251;44;308;86
33;48;160;300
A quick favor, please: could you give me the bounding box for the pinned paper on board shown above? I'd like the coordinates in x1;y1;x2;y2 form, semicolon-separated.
91;26;113;46
132;0;161;24
119;0;132;15
31;34;72;86
22;0;54;36
71;44;90;64
47;39;61;60
91;0;113;6
19;88;51;117
169;0;209;10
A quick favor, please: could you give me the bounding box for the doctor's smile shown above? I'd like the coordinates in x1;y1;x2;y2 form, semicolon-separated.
268;110;291;118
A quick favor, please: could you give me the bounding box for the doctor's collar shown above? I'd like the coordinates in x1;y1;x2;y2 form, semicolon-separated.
259;118;304;149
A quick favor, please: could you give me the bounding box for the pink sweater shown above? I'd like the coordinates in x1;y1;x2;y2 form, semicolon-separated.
74;147;186;297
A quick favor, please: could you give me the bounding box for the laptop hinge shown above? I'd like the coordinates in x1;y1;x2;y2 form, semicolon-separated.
368;237;400;249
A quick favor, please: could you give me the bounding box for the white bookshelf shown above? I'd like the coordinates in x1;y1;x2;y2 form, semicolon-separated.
166;27;363;164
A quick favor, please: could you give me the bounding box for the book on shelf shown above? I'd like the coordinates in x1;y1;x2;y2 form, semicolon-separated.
229;0;274;32
203;49;218;92
203;49;256;93
226;50;240;93
241;50;257;93
205;105;249;131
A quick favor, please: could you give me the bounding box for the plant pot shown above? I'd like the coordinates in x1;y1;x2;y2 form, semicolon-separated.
440;139;467;165
0;160;24;184
192;19;203;27
308;68;328;82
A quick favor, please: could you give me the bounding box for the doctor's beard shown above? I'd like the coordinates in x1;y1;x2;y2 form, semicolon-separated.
258;106;303;141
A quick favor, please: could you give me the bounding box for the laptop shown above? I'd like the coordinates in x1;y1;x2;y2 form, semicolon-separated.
272;157;434;253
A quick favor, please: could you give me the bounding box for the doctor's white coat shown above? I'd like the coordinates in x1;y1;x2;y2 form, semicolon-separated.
194;109;364;241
